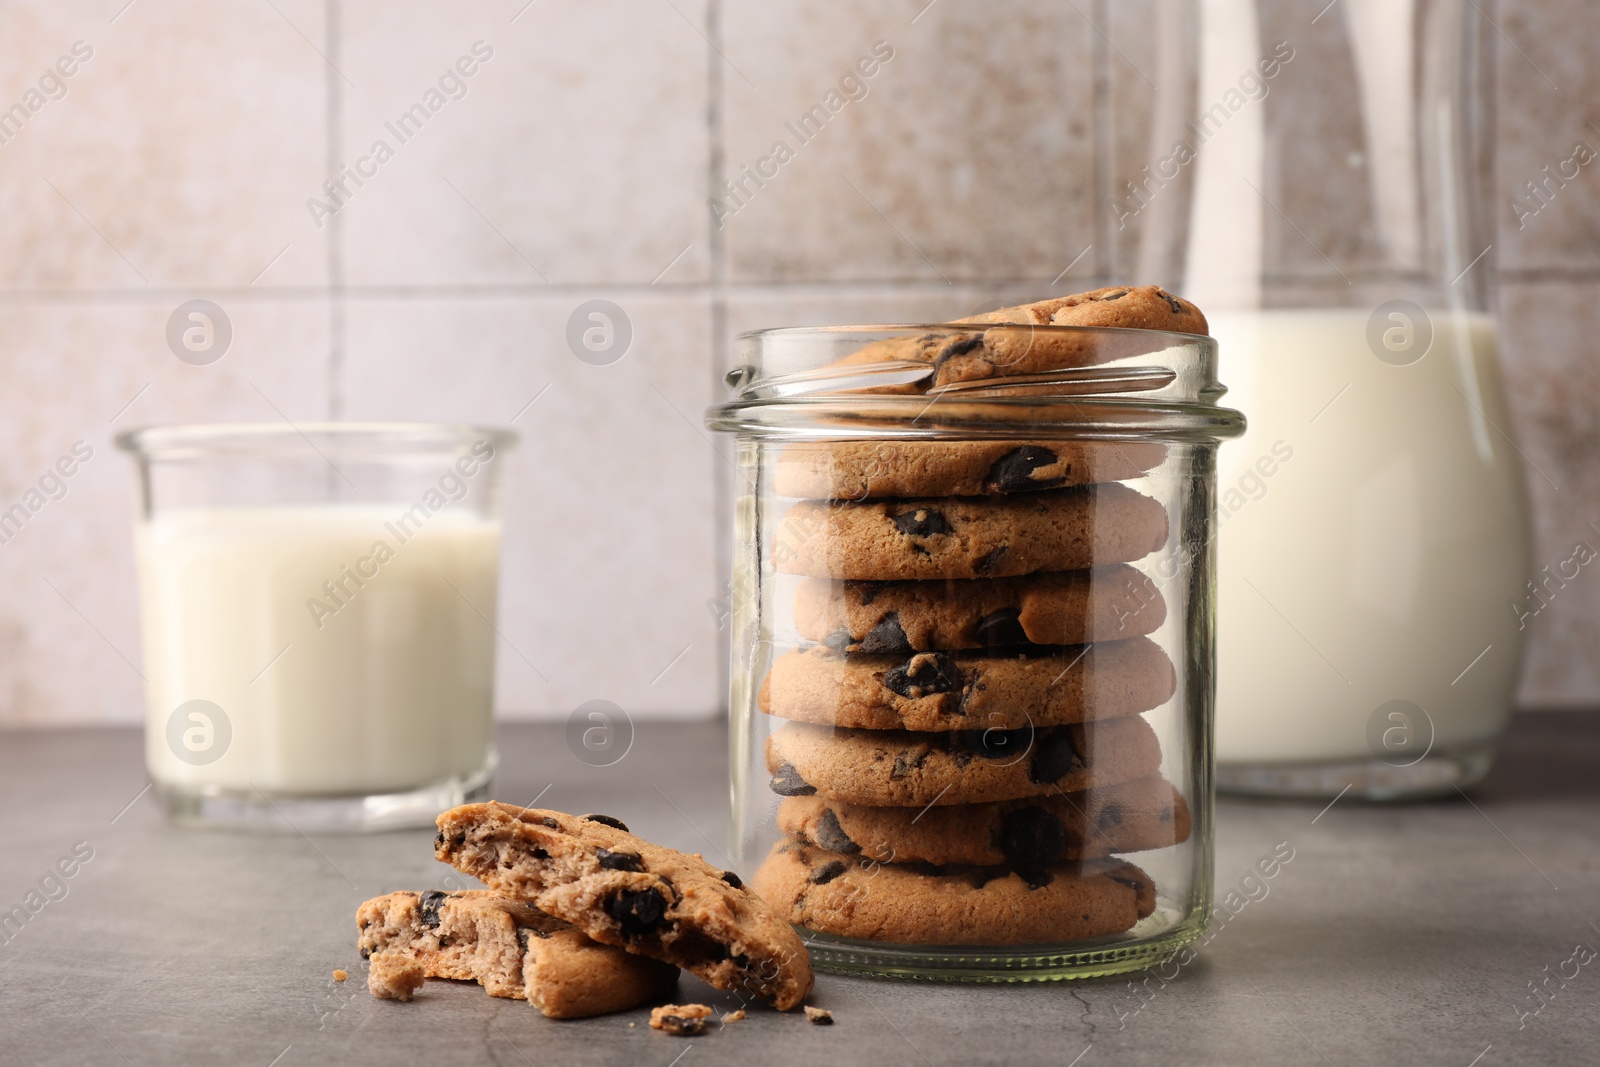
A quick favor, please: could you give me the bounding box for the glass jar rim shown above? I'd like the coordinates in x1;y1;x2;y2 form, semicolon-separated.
114;422;517;461
709;323;1244;442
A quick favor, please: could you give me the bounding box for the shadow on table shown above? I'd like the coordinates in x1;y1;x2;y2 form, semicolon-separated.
1471;710;1600;805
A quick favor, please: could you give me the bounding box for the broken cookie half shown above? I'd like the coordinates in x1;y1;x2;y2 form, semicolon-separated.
435;802;815;1011
357;889;676;1019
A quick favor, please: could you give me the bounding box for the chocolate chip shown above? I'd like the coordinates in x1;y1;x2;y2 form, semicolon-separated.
855;581;887;605
659;1014;710;1036
809;860;848;885
1109;873;1146;892
719;870;744;889
892;508;952;538
890;751;928;779
975;608;1028;646
433;830;444;850
1100;288;1131;301
858;612;911;653
1157;289;1184;314
606;887;669;938
937;334;984;360
984;446;1063;493
540;817;561;829
998;807;1067;866
812;808;861;855
532;847;549;860
822;629;852;652
1096;804;1124;829
1029;730;1087;784
883;652;961;698
418;890;451;929
597;848;644;872
770;761;817;796
973;546;1009;575
584;814;629;832
1019;868;1054;890
359;947;371;959
1159;806;1174;823
451;834;466;848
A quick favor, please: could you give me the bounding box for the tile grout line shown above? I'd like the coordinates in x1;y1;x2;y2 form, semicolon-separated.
1089;0;1112;286
706;0;732;716
10;271;1600;307
326;0;346;420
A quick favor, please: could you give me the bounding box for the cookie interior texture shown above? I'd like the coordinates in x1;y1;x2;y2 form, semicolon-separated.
434;803;814;1011
356;889;678;1019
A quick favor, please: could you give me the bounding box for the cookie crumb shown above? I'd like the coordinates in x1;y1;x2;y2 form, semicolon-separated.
332;969;348;982
804;1005;834;1025
628;1022;636;1029
722;1009;747;1023
650;1003;715;1036
367;953;426;1001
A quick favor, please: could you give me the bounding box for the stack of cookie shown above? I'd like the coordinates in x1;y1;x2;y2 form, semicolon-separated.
750;286;1202;948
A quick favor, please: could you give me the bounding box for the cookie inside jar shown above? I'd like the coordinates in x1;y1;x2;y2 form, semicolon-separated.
710;291;1243;977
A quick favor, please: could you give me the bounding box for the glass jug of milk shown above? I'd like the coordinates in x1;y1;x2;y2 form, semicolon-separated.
1110;0;1530;796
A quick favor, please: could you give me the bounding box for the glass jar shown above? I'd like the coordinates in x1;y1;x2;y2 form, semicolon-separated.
707;323;1244;979
1110;0;1530;796
116;423;515;830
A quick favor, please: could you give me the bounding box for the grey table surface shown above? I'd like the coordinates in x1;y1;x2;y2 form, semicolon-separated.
1;713;1597;1067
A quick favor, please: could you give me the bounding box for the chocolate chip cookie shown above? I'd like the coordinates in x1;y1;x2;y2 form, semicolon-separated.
434;804;813;1010
775;774;1191;866
792;564;1167;652
826;286;1208;393
776;483;1168;581
773;439;1167;501
752;841;1157;945
357;890;677;1019
765;715;1162;807
759;637;1174;732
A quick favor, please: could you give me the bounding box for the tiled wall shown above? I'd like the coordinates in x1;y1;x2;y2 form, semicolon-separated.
0;0;1594;727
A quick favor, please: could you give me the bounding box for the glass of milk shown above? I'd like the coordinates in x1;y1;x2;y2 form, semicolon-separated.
116;424;515;829
1109;0;1530;796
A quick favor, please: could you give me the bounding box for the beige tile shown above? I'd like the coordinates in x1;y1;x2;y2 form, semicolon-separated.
0;0;329;290
1497;282;1600;706
0;299;330;726
720;0;1096;283
336;0;710;287
1495;0;1600;272
339;294;720;719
